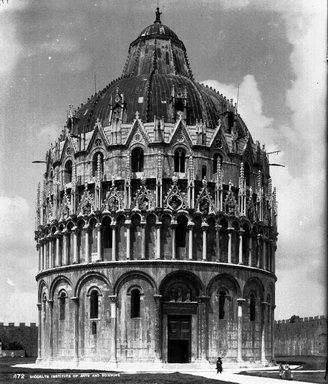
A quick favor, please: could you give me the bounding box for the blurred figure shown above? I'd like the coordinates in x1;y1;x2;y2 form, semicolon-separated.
216;357;223;374
279;362;284;379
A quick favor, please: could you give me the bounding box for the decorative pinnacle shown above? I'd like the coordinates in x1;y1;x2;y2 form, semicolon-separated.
154;7;162;24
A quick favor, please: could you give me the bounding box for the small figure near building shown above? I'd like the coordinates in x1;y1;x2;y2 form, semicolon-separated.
216;357;223;374
279;362;284;379
284;363;293;380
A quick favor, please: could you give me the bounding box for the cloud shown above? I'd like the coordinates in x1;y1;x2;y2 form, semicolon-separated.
60;52;92;73
40;37;80;55
201;0;326;320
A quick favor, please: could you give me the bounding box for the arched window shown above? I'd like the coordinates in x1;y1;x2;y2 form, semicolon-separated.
131;289;140;318
244;162;251;186
227;111;235;134
92;152;104;177
90;290;99;319
42;294;47;321
202;165;207;179
219;290;226;320
131;147;144;172
213;153;222;175
174;149;185;173
64;160;72;184
175;99;184;112
250;293;256;321
176;215;187;249
165;51;170;65
59;292;66;321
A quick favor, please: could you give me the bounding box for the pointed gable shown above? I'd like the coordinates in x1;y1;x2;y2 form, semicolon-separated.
86;120;109;152
60;136;77;165
209;121;229;153
125;115;150;148
168;119;193;148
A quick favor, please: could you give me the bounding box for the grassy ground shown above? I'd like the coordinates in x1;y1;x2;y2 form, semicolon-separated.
0;358;234;384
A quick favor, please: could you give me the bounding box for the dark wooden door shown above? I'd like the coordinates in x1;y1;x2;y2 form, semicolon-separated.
168;316;191;363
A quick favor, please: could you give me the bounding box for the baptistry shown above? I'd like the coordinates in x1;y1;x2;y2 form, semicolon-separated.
34;8;278;368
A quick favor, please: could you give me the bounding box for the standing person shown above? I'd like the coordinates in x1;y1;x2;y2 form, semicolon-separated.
284;363;292;380
216;357;223;374
279;363;284;379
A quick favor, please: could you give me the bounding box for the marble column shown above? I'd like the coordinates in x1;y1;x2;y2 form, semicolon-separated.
171;221;177;260
248;236;253;266
48;236;53;268
156;222;162;259
201;222;208;261
197;296;209;362
41;240;45;270
84;225;90;263
72;226;78;264
109;295;117;363
37;244;41;272
48;300;54;362
125;220;131;260
271;305;276;361
256;234;261;268
215;224;221;262
263;237;267;270
55;231;61;267
261;301;269;364
187;221;194;260
154;294;162;362
237;298;246;364
111;223;117;261
96;223;102;261
141;222;146;259
238;229;244;264
36;303;42;362
71;297;79;365
227;227;233;263
62;230;68;266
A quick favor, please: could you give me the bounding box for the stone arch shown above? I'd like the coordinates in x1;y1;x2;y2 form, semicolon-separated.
206;273;241;298
38;279;49;303
243;277;265;299
49;275;73;300
74;271;112;297
159;270;204;298
114;271;157;362
114;270;157;296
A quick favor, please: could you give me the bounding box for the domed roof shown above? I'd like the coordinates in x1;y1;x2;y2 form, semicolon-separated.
137;8;180;41
70;8;245;138
73;74;228;134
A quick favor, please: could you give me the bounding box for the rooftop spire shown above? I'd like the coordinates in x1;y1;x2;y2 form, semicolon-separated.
154;7;162;24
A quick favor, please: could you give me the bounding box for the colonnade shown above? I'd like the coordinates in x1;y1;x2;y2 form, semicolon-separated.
37;217;276;274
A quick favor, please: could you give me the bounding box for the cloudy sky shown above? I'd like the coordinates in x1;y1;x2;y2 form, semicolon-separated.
0;0;326;324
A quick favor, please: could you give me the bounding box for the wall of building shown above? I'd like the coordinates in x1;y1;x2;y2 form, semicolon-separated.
274;316;327;357
0;323;38;357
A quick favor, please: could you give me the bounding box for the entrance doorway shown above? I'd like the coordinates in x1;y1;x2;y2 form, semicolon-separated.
168;315;191;363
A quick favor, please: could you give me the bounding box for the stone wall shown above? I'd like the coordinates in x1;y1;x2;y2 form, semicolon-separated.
0;323;38;357
274;316;327;357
